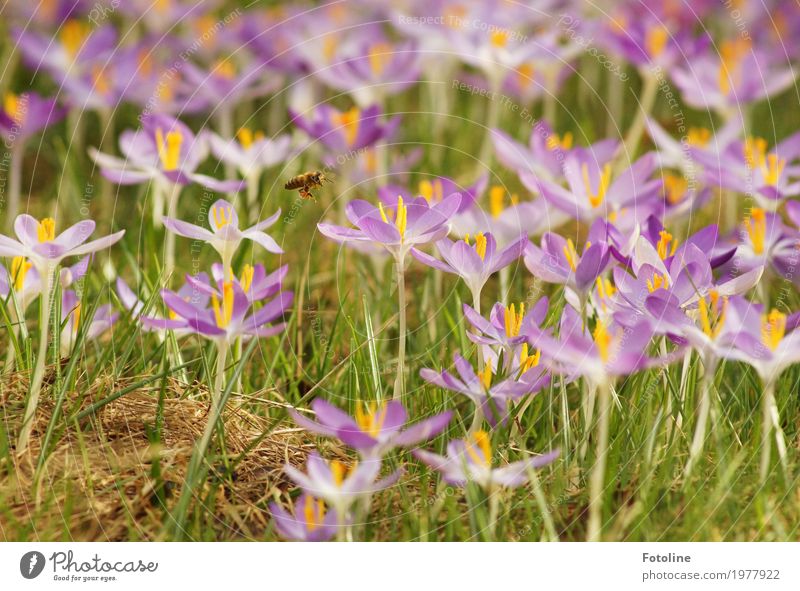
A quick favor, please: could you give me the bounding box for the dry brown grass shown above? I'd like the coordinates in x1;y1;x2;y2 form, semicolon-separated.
0;373;314;541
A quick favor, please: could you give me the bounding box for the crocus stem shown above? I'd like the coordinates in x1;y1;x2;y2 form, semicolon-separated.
613;71;658;177
759;379;787;482
163;183;181;283
471;287;484;372
587;378;611;542
684;359;716;481
499;266;510;305
212;341;229;409
17;266;55;454
543;66;559;125
6;145;22;233
469;404;485;435
487;485;500;540
392;255;406;401
217;106;236;201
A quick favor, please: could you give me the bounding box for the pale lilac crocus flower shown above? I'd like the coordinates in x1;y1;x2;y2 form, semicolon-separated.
206;129;293;215
0;215;124;453
115;274;210;336
420;353;549;431
283;452;401;535
318;193;460;400
162;198;282;280
59;289;118;358
412;232;527;313
414;430;558;490
289;398;452;459
268;493;339;542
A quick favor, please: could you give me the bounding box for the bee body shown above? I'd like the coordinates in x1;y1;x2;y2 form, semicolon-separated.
284;171;329;200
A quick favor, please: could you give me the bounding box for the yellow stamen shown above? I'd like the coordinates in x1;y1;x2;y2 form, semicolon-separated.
686;127;711;147
516;63;534;88
465;232;487;260
743;208;766;255
72;302;81;334
744;137;768;169
303;496;326;532
489;186;505;218
646;272;670;292
646;25;669;57
504;303;525;337
368;42;393;76
364;148;377;173
595;277;616;310
378;196;407;239
581;163;611;208
761;309;786;351
92;65;110;96
236;127;264;150
697;290;728;339
355;401;388;437
330;460;351;487
155;127;183;171
333;107;360;147
214;58;236;79
656;230;678;259
718;38;750;95
419;179;444;203
546;132;573;151
322;34;338;61
762;153;785;187
3;93;23;124
37;218;56;243
593;320;612;363
239;264;254;293
60;20;88;57
490;30;508;47
11;257;32;292
519;343;540;373
211;281;234;329
479;363;493;390
212;204;232;230
562;238;580;272
663;173;688;205
465;430;492;467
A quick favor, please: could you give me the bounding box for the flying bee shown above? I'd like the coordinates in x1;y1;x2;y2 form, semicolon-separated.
284;170;330;201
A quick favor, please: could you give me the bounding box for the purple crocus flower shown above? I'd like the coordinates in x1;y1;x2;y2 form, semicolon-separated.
528;305;657;387
289;398;452;459
313;38;421;107
284;452;401;521
1;255;88;314
0;215;124;278
694;134;800;210
59;289;118;358
162;198;282;274
140;276;292;344
523;220;612;307
268;493;339;542
671;39;795;116
492;122;618;184
290;104;400;153
420;353;548;428
524;152;663;229
463;298;550;352
207;129;293;180
449;186;569;249
89;114;244;194
411;232;527;302
13;21;116;82
0;91;66;144
378;174;487;214
720;208;800;281
318;193;460;262
414;430;559;490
